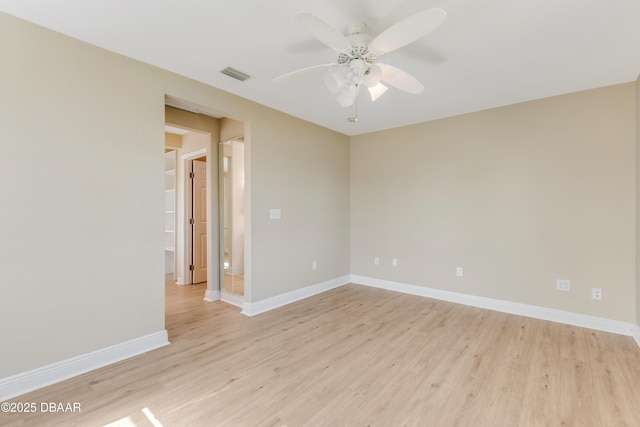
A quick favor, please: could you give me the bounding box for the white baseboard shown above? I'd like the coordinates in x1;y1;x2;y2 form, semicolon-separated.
241;275;350;316
634;324;640;348
0;330;169;401
206;289;244;309
221;290;244;308
204;289;221;302
351;275;636;338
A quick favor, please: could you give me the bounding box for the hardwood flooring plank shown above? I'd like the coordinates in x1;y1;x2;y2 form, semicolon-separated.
517;320;563;426
556;325;599;426
583;330;640;426
2;283;640;427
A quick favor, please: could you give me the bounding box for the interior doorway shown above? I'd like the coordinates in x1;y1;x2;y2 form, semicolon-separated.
219;139;245;304
164;124;212;288
164;98;250;311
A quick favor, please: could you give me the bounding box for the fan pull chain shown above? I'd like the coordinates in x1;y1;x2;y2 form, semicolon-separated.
348;84;359;123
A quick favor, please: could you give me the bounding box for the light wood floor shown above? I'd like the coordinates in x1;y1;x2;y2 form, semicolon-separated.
4;283;640;426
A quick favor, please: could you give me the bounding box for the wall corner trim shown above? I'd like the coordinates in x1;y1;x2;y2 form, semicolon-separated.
241;275;350;316
351;275;636;337
204;289;221;302
0;330;169;401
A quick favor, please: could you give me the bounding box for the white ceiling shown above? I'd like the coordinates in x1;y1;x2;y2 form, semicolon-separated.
1;0;639;136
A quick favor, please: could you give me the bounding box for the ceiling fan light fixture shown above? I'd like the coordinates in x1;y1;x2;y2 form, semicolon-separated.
368;82;388;102
349;58;366;71
325;69;346;93
337;84;357;107
363;65;382;87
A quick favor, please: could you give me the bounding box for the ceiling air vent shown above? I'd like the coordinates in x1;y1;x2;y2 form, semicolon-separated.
220;66;251;82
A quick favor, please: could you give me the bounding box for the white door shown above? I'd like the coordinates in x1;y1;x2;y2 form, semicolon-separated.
192;159;207;284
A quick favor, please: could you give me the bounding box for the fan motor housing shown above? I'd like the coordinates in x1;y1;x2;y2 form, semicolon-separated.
339;32;376;66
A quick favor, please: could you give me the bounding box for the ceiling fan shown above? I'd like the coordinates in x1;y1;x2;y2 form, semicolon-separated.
272;8;447;109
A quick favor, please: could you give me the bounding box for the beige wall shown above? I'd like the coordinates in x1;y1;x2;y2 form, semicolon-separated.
351;83;637;322
0;12;350;378
165;106;220;139
220;117;244;142
164;132;182;149
249;113;351;301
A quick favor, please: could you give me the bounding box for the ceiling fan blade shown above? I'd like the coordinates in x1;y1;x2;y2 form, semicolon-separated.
295;13;351;52
272;63;335;84
369;8;447;55
377;63;424;94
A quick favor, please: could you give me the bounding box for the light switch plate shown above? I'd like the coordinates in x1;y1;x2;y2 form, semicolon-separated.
269;208;281;220
556;279;571;292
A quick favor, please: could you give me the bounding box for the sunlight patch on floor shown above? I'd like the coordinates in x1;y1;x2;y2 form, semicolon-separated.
142;407;164;427
103;407;164;427
103;416;136;427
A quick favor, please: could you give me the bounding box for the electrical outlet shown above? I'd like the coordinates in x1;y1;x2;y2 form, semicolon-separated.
456;267;463;277
312;261;317;271
374;257;380;266
392;258;398;267
592;288;602;300
556;279;571;292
